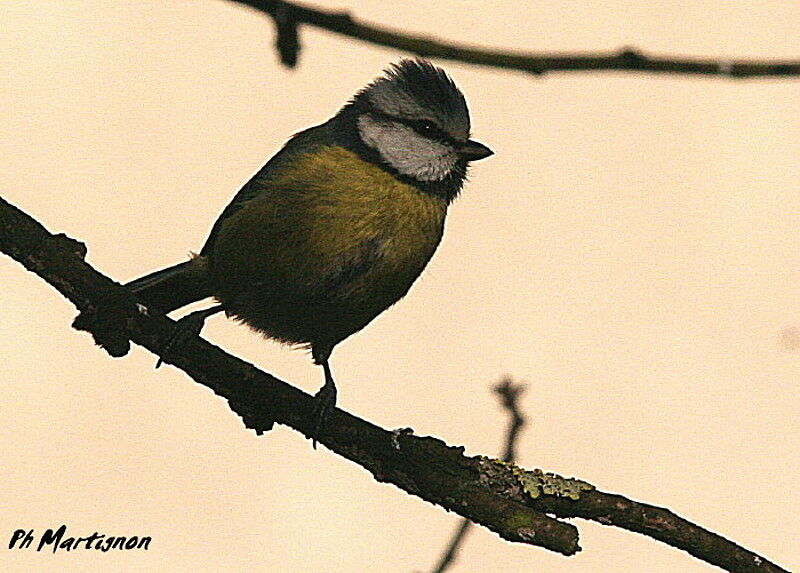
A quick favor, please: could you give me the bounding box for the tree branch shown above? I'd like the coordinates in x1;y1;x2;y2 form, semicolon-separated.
0;194;788;572
229;0;800;78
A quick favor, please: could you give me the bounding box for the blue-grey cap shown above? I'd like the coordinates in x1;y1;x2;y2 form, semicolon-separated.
361;59;472;141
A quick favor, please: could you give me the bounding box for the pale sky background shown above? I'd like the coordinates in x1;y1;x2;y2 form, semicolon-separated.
2;1;799;572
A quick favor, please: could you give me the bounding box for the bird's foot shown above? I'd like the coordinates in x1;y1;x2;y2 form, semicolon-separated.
155;305;223;368
310;378;337;449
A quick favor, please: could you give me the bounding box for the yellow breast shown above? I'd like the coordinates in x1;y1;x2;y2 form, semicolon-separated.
210;146;448;347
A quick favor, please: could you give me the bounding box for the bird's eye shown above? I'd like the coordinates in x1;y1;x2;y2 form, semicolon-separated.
418;120;437;134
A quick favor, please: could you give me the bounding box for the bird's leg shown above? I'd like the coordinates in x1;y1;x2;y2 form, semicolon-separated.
310;348;337;449
156;304;224;368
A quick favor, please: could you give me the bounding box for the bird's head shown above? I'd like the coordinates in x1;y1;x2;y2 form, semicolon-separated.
333;59;492;202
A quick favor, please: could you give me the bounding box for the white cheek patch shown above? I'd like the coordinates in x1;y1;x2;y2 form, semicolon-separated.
358;114;458;181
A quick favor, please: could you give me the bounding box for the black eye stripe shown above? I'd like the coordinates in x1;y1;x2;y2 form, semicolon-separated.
410;119;449;141
369;110;456;145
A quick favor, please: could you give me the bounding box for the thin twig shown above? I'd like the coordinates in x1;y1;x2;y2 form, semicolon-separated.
432;377;528;573
431;519;472;573
494;377;527;463
230;0;800;78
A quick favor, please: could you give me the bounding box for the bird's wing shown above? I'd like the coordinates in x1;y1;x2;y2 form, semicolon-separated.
200;122;334;256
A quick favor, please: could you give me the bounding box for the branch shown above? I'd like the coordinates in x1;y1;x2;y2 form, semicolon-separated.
0;194;788;572
0;194;575;554
230;0;800;78
432;377;528;573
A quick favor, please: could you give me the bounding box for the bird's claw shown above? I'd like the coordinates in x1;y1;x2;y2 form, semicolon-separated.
155;306;222;368
310;381;337;449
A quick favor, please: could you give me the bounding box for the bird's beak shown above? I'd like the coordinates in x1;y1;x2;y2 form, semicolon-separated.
458;139;493;161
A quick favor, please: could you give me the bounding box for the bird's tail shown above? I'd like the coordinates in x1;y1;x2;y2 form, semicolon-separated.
126;256;213;314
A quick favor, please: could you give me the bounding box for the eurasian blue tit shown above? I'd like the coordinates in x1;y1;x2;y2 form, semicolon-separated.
128;59;493;445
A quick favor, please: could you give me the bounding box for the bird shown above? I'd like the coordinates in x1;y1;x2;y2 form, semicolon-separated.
127;59;493;446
